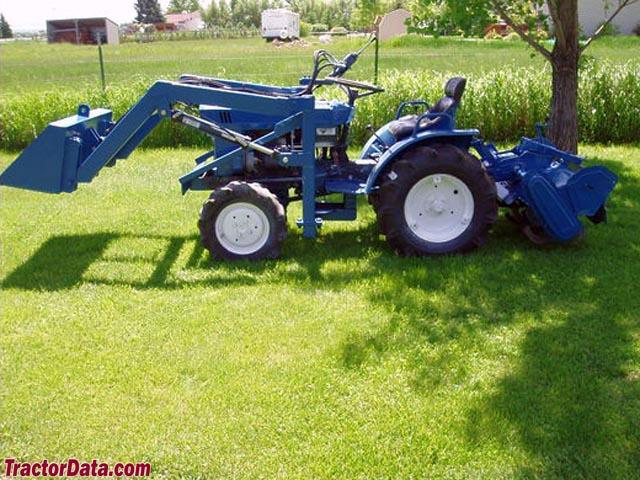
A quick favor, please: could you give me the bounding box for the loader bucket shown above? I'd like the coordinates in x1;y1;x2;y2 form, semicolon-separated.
0;105;112;194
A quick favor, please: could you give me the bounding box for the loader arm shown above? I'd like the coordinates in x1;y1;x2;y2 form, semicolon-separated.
1;80;315;194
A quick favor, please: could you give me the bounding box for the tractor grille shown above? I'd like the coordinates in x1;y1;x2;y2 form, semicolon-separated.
219;111;232;124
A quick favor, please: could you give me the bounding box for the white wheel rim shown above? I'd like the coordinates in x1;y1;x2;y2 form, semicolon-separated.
215;202;270;255
404;174;474;243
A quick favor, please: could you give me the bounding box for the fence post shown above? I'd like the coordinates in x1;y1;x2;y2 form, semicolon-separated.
374;28;379;85
97;34;106;93
372;17;382;85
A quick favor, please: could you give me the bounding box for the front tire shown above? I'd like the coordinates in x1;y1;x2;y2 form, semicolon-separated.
199;181;287;261
376;144;497;256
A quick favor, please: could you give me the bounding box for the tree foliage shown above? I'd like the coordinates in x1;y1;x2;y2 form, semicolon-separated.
289;0;356;29
203;0;264;28
351;0;411;30
167;0;201;14
408;0;544;37
0;13;13;38
134;0;166;23
201;0;415;31
202;0;360;30
410;0;639;152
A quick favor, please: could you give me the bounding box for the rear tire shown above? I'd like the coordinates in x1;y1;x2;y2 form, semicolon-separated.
376;144;497;255
199;181;287;261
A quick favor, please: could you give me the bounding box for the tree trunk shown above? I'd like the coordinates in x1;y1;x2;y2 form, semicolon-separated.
492;0;637;153
547;0;580;153
549;51;579;153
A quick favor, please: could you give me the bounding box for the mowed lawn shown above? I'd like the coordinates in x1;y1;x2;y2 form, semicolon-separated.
1;144;639;479
2;35;640;478
1;36;546;93
2;35;639;94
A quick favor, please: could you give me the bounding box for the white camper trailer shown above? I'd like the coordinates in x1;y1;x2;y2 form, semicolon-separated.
261;9;300;41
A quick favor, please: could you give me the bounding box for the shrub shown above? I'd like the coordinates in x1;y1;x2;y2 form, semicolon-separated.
578;60;640;144
311;23;328;33
0;78;208;150
121;27;260;42
503;32;521;42
484;31;502;40
351;67;552;145
299;21;312;38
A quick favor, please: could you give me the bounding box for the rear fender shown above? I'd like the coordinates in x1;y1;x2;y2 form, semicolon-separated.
363;129;479;194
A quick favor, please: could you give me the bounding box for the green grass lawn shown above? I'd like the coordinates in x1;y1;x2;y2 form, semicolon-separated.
1;36;538;93
1;145;639;478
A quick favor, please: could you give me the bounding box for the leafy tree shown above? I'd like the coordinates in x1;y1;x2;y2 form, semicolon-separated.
204;0;355;30
202;0;221;27
0;13;13;39
332;0;356;28
167;0;201;13
411;0;639;152
218;0;232;25
134;0;166;23
408;0;497;36
352;0;409;30
229;0;239;23
285;0;355;29
228;0;261;27
351;0;384;29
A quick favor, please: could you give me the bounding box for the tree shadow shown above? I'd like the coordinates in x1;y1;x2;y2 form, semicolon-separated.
339;239;640;476
467;309;640;478
336;157;640;476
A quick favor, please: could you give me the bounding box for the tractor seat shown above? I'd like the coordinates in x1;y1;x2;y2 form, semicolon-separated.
388;77;467;140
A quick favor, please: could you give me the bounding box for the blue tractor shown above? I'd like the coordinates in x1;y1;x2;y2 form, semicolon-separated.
0;38;617;260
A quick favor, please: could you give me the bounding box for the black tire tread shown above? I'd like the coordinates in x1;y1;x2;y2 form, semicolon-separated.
376;144;498;256
199;181;287;261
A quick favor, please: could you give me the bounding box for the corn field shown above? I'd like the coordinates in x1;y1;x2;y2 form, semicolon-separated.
1;61;638;151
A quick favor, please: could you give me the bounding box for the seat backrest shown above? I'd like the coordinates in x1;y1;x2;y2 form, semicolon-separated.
387;77;468;140
429;77;467;116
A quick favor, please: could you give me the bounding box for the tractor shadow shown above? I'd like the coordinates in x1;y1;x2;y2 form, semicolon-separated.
0;221;387;292
5;154;632;294
1;232;259;291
